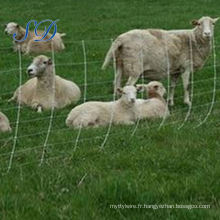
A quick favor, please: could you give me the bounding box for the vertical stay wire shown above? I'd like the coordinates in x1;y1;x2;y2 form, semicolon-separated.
73;40;87;151
195;33;217;128
178;35;194;129
131;48;144;137
39;42;56;166
158;35;170;129
7;48;22;172
99;39;116;150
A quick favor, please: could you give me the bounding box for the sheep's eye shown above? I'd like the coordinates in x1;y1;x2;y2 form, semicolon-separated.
43;61;47;64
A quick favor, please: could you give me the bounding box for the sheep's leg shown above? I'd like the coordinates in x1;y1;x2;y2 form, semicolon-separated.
8;93;16;103
37;105;42;113
24;48;30;55
181;70;191;106
8;97;15;103
168;75;179;106
124;120;135;125
114;68;122;94
24;42;32;55
32;102;43;113
124;61;142;86
126;76;139;86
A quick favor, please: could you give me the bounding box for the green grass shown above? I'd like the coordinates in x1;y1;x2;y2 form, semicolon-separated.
0;0;220;219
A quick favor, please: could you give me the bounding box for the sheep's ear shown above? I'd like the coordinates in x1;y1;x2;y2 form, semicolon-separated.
191;20;200;26
48;58;52;65
136;84;145;92
117;88;123;94
213;17;220;24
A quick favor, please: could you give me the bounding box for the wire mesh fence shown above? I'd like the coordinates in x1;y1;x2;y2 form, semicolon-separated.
0;36;219;174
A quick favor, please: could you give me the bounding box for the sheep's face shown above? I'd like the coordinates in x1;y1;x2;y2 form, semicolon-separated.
117;86;137;104
137;81;166;97
27;55;52;77
0;113;12;133
192;16;219;39
146;81;166;97
4;22;19;35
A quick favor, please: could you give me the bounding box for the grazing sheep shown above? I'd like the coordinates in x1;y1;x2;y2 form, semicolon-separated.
0;112;12;133
9;55;81;112
102;16;219;106
4;22;66;54
136;81;169;119
66;86;139;128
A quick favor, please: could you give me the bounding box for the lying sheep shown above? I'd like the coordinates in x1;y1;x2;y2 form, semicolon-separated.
9;55;81;112
0;112;12;133
136;81;169;119
4;22;66;54
66;86;140;128
102;16;219;106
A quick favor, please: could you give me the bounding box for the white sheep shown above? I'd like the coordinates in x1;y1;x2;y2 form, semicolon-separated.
66;86;140;128
0;112;12;133
9;55;81;113
136;81;169;119
4;22;66;54
102;16;219;106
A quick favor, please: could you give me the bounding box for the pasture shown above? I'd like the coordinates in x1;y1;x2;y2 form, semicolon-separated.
0;0;220;219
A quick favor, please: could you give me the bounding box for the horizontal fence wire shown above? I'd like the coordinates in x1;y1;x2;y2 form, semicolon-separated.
1;113;219;174
0;99;219;145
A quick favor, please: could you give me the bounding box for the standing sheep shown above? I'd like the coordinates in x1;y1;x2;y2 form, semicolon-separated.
0;112;12;133
66;86;139;128
102;16;219;106
136;81;169;119
9;55;81;112
4;22;66;54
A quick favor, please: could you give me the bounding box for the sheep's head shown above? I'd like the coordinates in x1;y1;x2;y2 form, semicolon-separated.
137;81;166;98
27;55;52;77
191;16;219;39
4;22;20;35
0;112;12;133
117;85;138;105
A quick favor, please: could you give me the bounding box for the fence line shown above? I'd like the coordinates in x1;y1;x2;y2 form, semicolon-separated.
100;39;117;150
7;49;22;172
74;40;88;151
1;114;219;174
178;34;194;129
195;32;217;128
1;98;219;148
39;44;56;166
0;54;219;75
0;89;219;143
158;35;171;129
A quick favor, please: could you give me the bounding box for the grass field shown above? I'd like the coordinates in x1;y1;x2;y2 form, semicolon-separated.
0;0;220;219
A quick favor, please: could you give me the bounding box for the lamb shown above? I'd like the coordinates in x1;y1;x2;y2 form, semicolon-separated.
4;22;66;54
9;55;81;113
102;16;219;106
0;112;12;133
136;81;169;119
66;85;140;128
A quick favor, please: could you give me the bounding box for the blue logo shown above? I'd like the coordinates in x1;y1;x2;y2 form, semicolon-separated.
13;19;59;42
